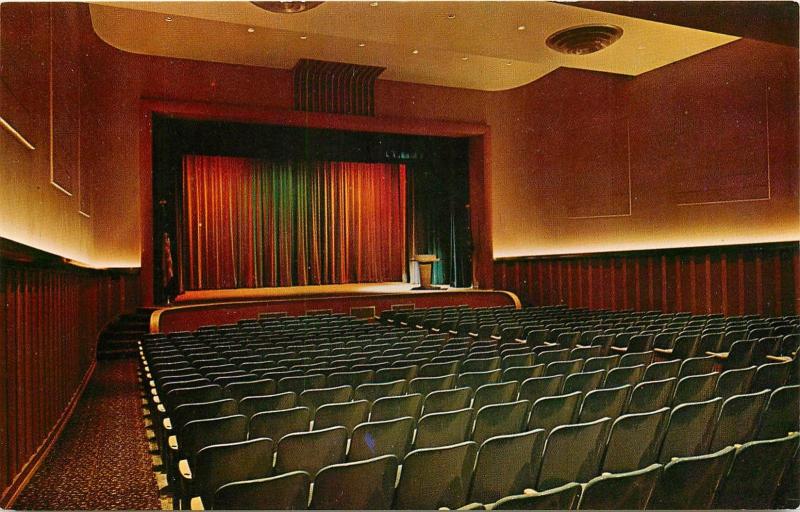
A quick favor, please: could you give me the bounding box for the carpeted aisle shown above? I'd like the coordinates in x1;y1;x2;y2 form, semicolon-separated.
14;359;161;510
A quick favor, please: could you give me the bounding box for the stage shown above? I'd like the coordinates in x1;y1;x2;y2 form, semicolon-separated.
151;282;520;333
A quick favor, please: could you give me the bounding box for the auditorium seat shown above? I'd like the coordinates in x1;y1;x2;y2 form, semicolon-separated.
654;334;698;359
489;482;582;510
751;361;791;391
297;385;352;416
415;408;474;449
579;385;630;422
518;375;564;405
423;387;473;415
395;441;478;509
577;463;662;510
249;407;310;444
602;407;669;473
501;365;544;383
468;429;546;504
409;374;456;397
473;382;519;410
714;366;756;399
672;372;719;406
310;454;399;509
709;389;770;451
375;365;418;383
349;417;414;462
713;432;800;509
603;364;645;389
568;345;602;360
274;426;347;476
213;470;311;510
312;400;369;433
756;384;800;439
354;379;407;401
618;350;654;368
277;374;326;395
501;353;533;370
420;360;461;378
658;397;722;462
536;417;612;491
627;378;677;414
472;400;530;445
562;370;605;395
647;445;735;510
370;393;423;422
180;437;273;510
458;370;502;390
528;392;581;433
582;355;619;373
164;399;237;453
535;349;570;366
327;369;374;388
545;359;582;377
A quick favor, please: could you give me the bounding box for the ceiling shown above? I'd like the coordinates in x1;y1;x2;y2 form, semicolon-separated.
89;1;740;91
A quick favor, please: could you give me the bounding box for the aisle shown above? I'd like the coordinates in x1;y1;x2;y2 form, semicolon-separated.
14;359;161;510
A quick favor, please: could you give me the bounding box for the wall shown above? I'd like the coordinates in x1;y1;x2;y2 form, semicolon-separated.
0;240;140;506
493;38;798;257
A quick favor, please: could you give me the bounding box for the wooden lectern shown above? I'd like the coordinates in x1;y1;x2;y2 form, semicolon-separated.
413;254;442;290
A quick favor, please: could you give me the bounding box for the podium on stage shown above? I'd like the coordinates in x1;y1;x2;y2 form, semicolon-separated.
412;254;443;290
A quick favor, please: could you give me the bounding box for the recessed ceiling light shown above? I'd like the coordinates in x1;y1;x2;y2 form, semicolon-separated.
358;42;366;47
447;13;456;19
506;61;512;66
247;27;255;33
300;35;308;40
412;49;419;54
517;25;526;31
164;16;173;22
461;56;469;61
370;2;379;6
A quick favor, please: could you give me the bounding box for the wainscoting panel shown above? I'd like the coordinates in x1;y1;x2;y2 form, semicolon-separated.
0;242;140;506
494;242;799;316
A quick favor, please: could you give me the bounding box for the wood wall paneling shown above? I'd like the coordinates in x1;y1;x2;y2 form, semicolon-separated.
495;243;799;316
0;244;140;507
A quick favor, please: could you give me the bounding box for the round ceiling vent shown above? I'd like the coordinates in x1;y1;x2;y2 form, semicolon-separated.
546;24;624;55
251;1;323;14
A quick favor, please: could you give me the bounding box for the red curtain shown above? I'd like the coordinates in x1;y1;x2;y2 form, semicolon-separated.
180;155;406;289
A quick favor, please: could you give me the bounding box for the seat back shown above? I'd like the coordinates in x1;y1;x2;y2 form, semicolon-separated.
472;400;531;446
602;407;669;473
579;384;631;422
349;416;415;462
375;365;418;383
583;355;620;373
751;361;791;392
214;471;310;510
468;429;547;504
627;378;677;414
277;373;326;394
710;389;770;451
354;379;407;401
756;384;800;439
310;454;399;510
165;384;224;412
423;387;473;415
528;392;582;433
313;400;369;434
298;385;353;416
714;432;800;509
658;397;722;462
545;359;583;377
408;375;455;397
518;375;565;405
714;366;756;399
619;350;654;367
193;437;274;507
369;393;423;422
578;463;663;510
179;414;248;462
490;482;581;510
673;372;720;406
604;364;645;388
395;441;479;509
458;369;503;390
172;399;238;431
275;426;348;476
462;356;502;373
536;417;612;490
647;445;735;510
642;359;680;382
239;392;297;420
419;360;461;378
473;381;520;411
249;407;310;444
223;378;276;401
327;369;375;388
562;369;606;395
415;408;474;449
535;349;570;366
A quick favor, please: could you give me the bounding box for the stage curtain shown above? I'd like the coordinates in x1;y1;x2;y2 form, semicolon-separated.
181;155;406;289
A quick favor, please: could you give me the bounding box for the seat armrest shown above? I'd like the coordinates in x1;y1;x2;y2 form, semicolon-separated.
168;435;179;451
179;459;192;481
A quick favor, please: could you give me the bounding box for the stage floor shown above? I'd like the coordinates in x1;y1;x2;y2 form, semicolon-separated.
174;282;456;304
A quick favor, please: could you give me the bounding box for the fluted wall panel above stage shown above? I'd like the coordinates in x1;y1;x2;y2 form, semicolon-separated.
495;242;799;316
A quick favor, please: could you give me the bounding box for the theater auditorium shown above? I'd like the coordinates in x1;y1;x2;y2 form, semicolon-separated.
1;1;798;510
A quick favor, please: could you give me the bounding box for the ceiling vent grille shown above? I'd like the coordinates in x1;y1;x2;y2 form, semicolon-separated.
546;24;624;55
293;59;385;116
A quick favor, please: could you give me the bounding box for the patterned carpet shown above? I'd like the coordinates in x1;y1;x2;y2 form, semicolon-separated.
14;359;162;510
